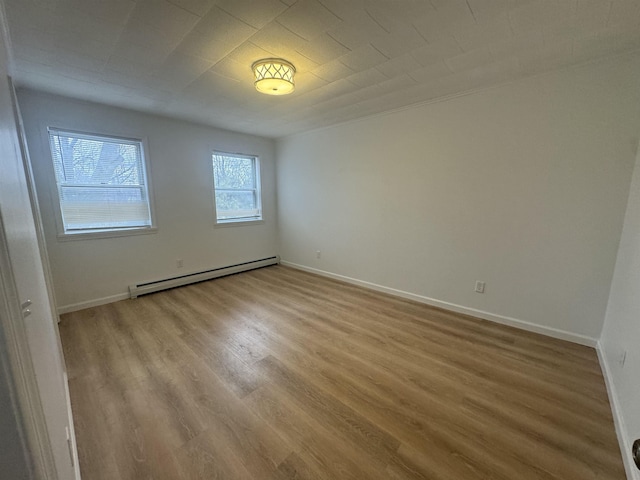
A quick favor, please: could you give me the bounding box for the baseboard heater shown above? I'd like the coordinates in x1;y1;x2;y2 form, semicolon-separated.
128;255;280;299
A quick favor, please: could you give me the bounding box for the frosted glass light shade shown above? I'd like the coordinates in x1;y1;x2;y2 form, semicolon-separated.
252;59;296;95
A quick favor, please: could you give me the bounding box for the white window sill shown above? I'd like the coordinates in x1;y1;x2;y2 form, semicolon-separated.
56;226;158;241
214;219;264;228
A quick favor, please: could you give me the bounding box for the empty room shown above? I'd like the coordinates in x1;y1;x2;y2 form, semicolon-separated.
1;0;640;479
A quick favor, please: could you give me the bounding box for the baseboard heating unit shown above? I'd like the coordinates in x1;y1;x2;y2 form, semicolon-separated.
128;255;280;299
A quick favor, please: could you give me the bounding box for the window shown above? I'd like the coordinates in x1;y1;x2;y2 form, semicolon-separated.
48;129;153;236
212;152;262;224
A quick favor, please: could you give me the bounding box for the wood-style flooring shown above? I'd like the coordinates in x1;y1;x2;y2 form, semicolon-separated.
59;265;625;480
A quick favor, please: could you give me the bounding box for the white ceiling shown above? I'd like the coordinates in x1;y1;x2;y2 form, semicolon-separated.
3;0;640;138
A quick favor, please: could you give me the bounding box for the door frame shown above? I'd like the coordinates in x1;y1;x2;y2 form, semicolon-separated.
0;209;58;479
9;78;60;320
4;78;81;480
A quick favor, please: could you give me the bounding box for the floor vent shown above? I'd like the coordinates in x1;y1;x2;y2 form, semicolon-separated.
128;255;279;299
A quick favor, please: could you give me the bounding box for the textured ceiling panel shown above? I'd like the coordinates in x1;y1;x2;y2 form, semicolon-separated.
4;0;640;138
277;0;341;40
216;0;288;29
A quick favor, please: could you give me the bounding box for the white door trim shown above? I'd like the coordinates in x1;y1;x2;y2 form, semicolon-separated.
4;79;81;480
8;78;61;322
0;209;58;479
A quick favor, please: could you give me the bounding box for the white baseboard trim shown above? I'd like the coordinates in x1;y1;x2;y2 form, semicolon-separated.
281;261;598;347
596;343;639;480
57;293;129;315
62;371;81;479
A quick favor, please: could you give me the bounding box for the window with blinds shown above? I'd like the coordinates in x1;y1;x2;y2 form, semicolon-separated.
48;129;153;235
212;152;262;223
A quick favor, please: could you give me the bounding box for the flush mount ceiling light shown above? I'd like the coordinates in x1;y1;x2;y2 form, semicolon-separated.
252;58;296;95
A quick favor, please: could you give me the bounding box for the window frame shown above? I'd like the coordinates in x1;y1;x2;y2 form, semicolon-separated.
47;127;157;241
212;151;263;227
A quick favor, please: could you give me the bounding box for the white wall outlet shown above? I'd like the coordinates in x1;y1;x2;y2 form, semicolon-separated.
316;250;321;259
176;259;184;268
619;350;627;367
475;281;485;293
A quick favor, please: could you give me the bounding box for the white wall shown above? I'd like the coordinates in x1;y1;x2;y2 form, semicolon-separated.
18;89;278;311
600;140;640;479
277;53;640;343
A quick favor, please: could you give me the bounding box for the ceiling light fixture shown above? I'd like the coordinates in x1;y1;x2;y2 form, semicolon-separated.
252;58;296;95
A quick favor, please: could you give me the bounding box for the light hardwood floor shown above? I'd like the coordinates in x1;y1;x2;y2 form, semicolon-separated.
59;265;624;480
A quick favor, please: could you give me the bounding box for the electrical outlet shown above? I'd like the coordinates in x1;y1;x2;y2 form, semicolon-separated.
176;259;183;268
475;281;485;293
316;250;321;259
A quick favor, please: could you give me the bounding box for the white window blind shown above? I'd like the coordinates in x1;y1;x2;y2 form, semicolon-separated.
48;129;152;234
212;152;262;223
